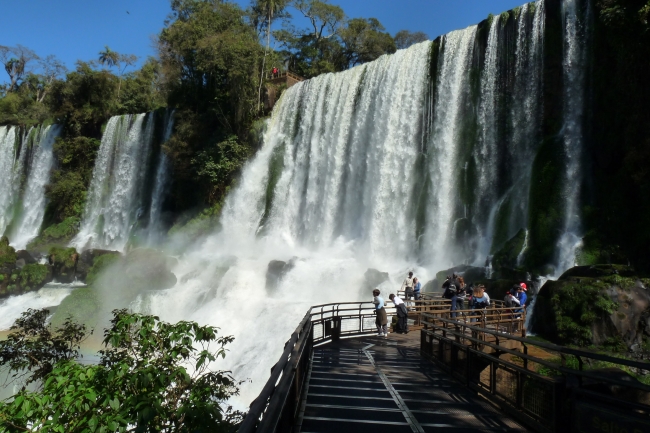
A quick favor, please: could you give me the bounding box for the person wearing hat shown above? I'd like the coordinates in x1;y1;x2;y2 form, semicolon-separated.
515;284;527;316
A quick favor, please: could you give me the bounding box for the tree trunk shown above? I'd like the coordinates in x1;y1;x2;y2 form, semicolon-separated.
257;11;273;113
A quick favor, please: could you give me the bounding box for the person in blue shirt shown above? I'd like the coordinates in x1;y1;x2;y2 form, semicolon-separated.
413;277;422;300
372;289;388;337
516;284;528;316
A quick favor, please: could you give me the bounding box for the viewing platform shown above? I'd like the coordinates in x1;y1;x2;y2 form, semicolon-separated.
239;295;650;433
265;71;305;110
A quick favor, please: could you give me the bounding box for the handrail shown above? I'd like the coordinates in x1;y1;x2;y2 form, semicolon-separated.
423;314;650;372
240;301;650;433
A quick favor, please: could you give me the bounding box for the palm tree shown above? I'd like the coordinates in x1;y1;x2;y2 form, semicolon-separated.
257;0;288;112
98;46;119;69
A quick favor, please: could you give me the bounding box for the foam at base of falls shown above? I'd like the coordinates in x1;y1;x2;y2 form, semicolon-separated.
0;283;81;330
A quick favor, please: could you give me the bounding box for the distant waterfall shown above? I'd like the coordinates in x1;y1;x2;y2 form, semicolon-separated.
555;0;590;273
0;126;19;236
11;125;63;249
0;125;61;247
73;114;156;251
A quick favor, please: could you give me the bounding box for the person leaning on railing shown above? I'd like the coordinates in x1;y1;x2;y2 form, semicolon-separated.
470;284;490;323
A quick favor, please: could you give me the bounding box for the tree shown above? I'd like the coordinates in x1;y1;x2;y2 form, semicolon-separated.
0;309;242;432
0;309;87;390
0;45;39;91
98;46;138;99
254;0;290;112
340;18;396;68
394;30;429;50
24;55;67;103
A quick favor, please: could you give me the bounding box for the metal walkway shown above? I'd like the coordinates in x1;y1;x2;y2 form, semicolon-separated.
298;333;528;433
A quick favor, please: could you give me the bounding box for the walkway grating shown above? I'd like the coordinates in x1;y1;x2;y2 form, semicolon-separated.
297;332;528;433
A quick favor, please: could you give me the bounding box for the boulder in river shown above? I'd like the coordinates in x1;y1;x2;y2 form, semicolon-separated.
266;259;296;294
364;268;390;291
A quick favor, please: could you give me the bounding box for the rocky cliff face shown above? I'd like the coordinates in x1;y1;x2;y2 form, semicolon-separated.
531;265;650;354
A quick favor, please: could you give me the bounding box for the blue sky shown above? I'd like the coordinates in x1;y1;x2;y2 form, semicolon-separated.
1;0;527;71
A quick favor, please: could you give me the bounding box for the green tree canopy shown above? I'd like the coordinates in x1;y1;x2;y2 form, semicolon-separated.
0;308;242;433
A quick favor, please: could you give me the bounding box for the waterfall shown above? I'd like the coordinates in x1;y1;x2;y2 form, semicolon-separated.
73;114;156;251
0;126;19;236
10;125;62;249
555;0;590;274
475;15;502;230
147;110;175;242
424;27;477;267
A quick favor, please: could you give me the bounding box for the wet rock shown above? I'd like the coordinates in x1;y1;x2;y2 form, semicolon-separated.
15;258;26;269
15;250;37;265
266;259;295;293
531;265;650;350
364;268;389;290
76;249;121;281
48;246;79;283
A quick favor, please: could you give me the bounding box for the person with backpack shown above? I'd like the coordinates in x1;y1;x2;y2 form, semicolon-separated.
443;279;458;318
389;293;409;334
470;284;490;322
515;283;528;316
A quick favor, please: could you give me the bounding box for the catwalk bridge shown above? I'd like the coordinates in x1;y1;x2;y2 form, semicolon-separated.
238;295;650;433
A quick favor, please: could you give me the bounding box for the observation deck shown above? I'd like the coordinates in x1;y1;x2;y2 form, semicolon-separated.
238;294;650;433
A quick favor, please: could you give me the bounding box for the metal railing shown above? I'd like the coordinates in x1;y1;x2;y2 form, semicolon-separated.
421;315;650;433
239;300;650;433
238;300;524;433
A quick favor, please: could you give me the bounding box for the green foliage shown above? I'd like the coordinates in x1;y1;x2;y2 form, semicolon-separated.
192;135;251;202
339;18;396;68
27;217;80;252
0;236;17;267
549;278;619;345
18;264;49;289
48;246;78;268
0;309;241;432
538;354;650;385
0;308;87;388
394;30;428;50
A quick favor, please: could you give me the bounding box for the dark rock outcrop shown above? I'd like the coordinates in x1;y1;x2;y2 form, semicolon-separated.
15;250;37;265
266;258;296;293
76;249;121;281
531;265;650;351
364;268;389;291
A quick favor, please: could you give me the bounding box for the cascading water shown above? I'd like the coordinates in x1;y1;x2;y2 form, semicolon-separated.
0;126;19;236
555;0;590;275
424;26;477;267
147;110;175;243
73;114;156;251
10;125;63;249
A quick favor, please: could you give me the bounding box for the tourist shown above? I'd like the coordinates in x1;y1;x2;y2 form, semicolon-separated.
470;284;490;323
455;276;466;313
401;271;415;300
373;289;388;337
389;293;409;334
272;66;278;78
516;284;527;316
413;277;422;300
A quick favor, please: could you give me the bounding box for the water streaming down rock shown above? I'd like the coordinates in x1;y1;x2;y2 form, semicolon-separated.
10;125;63;249
73;114;156;251
0;126;19;236
554;0;590;274
147;110;175;243
0;125;62;246
424;27;477;267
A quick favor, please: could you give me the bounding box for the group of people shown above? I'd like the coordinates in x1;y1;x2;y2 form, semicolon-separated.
372;288;412;337
372;271;529;337
442;273;528;319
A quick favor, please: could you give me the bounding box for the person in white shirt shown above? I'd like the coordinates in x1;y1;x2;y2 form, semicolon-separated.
389;293;409;334
401;272;415;300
